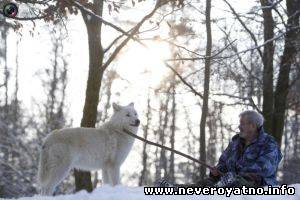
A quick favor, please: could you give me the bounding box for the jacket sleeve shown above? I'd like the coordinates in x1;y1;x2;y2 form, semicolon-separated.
209;142;232;178
253;139;282;178
216;141;233;173
258;141;282;177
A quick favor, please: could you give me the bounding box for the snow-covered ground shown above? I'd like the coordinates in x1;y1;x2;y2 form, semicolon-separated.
2;184;299;200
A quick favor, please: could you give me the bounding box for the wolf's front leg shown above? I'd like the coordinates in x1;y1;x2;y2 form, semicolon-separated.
107;165;120;186
102;168;110;185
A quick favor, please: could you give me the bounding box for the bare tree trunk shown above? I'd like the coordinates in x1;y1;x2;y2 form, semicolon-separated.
207;107;216;166
10;40;20;164
3;34;9;115
292;113;299;158
199;0;212;180
139;91;152;186
281;114;289;183
57;59;68;128
74;0;104;192
160;91;171;178
183;105;197;183
218;103;225;152
12;40;19;131
273;0;300;145
47;37;59;132
92;172;99;189
0;20;10;198
155;87;171;179
260;0;275;134
169;83;176;182
101;70;117;123
155;101;164;180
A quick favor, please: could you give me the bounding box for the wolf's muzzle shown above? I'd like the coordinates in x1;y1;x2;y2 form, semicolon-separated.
131;119;140;127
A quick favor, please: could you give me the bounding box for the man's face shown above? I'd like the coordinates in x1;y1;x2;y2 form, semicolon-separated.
239;115;257;139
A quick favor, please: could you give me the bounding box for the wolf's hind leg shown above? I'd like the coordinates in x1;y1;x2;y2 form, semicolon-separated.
40;182;56;196
40;146;72;195
42;160;71;195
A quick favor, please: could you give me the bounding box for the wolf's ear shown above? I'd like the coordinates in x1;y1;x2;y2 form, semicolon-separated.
128;102;134;107
113;103;121;112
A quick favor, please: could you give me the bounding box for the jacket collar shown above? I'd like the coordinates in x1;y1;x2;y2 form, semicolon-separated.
236;126;267;146
248;126;266;145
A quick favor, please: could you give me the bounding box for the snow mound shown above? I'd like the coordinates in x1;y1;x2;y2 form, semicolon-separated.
3;184;300;200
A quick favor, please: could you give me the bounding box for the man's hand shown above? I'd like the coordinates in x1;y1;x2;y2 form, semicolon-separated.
215;172;237;187
210;166;221;177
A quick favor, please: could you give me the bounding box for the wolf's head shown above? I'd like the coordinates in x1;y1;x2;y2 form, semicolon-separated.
109;102;140;133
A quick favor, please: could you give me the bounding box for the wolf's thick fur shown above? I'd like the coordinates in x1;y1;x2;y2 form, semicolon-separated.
37;103;140;195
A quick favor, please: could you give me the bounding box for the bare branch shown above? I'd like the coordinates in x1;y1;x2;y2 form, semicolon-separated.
217;24;263;85
165;39;236;61
223;0;263;59
102;1;169;70
72;0;146;46
212;93;262;113
103;29;132;54
168;25;299;61
164;61;203;98
137;7;182;35
164;40;202;56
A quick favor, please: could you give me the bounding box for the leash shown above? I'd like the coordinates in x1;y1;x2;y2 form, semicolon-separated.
121;128;223;176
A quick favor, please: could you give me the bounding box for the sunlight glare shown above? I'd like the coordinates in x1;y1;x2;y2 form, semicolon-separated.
117;41;170;88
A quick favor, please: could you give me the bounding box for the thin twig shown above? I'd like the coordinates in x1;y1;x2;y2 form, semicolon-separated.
168;25;299;61
212;93;262;113
165;39;236;61
164;61;203;98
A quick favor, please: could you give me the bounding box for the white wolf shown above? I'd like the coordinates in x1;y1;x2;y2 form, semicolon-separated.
37;102;140;195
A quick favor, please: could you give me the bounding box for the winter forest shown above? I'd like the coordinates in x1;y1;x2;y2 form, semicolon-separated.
0;0;299;198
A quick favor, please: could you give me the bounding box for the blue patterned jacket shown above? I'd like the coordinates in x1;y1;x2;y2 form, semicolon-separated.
216;128;282;186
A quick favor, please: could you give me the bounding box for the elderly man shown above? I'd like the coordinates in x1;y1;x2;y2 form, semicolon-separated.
156;110;282;187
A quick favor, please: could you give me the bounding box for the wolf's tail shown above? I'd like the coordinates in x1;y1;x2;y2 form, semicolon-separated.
37;146;49;185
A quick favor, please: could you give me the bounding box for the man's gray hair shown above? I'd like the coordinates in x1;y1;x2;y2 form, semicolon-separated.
239;110;264;128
